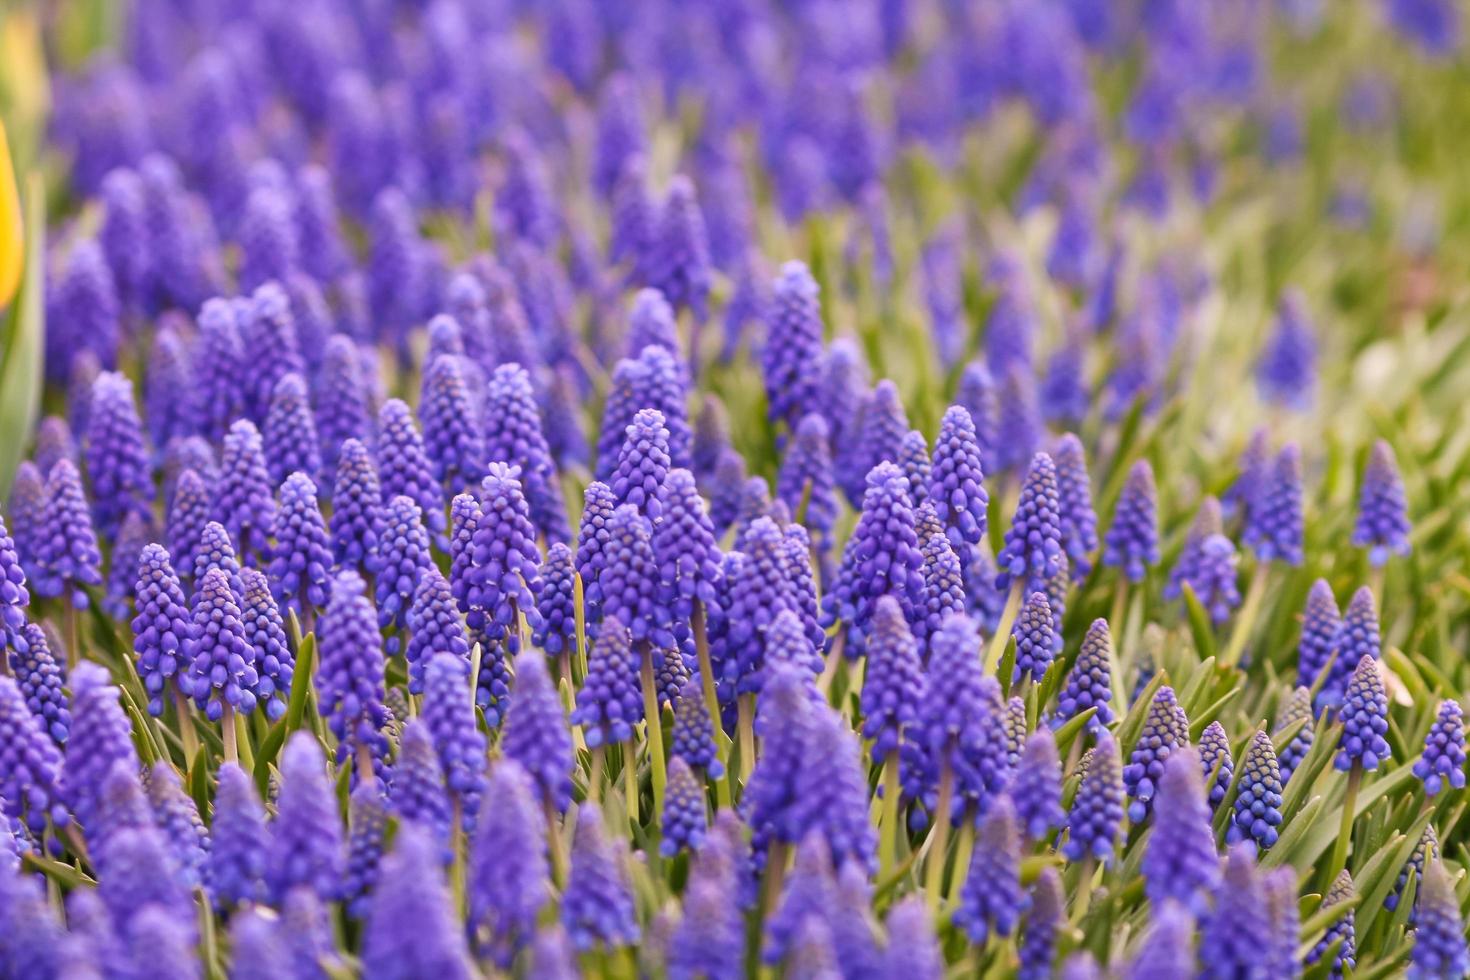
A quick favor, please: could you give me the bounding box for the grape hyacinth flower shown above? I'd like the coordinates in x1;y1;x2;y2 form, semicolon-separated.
421;651;486;809
239;568;293;721
84;371;153;538
762;831;835;964
672;678;724;778
1408;858;1469;980
343;758;388;916
1413;699;1466;796
918;531;966;653
1352;439;1411;566
1222;428;1270;522
502;650;574;813
1257;291;1317;410
404;573;471;698
376;399;446;540
217;419;277;556
368;495;431;654
650;175;713;323
1228;730;1284;850
652;468;724;627
362;825;476;980
166;467;211;580
610;408;672;521
1064;732;1124;863
268;732;345;904
1243;444;1304;566
210;761;267;908
1199;722;1235;813
62;662;138;834
261;373;321;486
860;595;924;763
955;795;1027;944
1018;868;1064;980
668;873;744;980
776;414;838;552
131;543;192;717
662;756;708;856
1012;727;1065;838
1306;870;1357;978
572;620;642;749
788;703;876;873
0;675;67;833
762;261;824;431
1295;582;1342;702
35;460;104;606
1322;585;1381;712
317;571;389;769
1124;900;1196;977
576;481;617;617
465;463;544;636
1275;686;1316;784
146;764;208;889
563;807;640;952
1183;535;1242;625
533;543;577;661
329;439;383;570
10;623;69;744
898;429;931;506
390;721;453;858
470;760;548;966
1103;460;1159;583
822;461;925;654
929;405;989;551
1141;747;1221;917
1335;655;1391;771
1387;824;1438;914
1200;844;1273;979
1124;685;1191;821
420;353;484;491
269;472;332;620
1165;497;1224;602
190;520;243;601
597;504;673;649
183;567;259;722
995;452;1065;591
483;363;571;543
1054;619;1115;733
1012;591;1057;684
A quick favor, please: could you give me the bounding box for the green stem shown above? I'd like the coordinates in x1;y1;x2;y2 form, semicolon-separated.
624;742;640;832
545;798;568;887
1325;766;1363;890
1221;563;1271;669
924;756;955;913
737;694;756;785
983;582;1024;675
947;814;975;901
222;704;238;765
639;646;666;818
174;689;199;764
1072;857;1096;923
693;602;732;808
1109;578;1128;654
878;751;902;879
589;745;605;802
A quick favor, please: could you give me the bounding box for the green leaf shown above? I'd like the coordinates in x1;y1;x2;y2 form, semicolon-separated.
1179;583;1218;663
0;172;43;496
1053;708;1097;759
22;852;94;889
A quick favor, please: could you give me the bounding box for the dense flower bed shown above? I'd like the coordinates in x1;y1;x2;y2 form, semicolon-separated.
0;0;1466;976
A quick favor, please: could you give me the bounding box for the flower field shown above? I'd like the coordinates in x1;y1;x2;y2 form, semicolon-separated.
0;0;1468;977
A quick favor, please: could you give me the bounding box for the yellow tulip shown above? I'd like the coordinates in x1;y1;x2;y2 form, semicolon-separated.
0;118;22;311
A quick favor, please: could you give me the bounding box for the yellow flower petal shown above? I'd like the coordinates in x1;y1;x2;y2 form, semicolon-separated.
0;118;22;311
